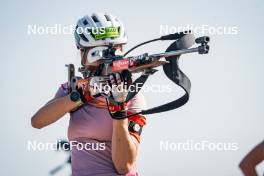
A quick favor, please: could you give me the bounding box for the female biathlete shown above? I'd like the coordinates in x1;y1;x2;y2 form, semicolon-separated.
31;13;147;176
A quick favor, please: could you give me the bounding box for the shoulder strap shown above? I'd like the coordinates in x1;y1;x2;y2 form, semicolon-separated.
125;40;191;116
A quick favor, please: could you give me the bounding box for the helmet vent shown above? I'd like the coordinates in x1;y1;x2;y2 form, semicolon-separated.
79;33;89;42
83;19;88;25
91;15;99;23
104;15;111;21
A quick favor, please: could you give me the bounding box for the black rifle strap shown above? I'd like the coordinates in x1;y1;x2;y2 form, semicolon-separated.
125;40;191;116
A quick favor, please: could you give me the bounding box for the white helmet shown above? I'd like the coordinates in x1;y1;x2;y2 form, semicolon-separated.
74;13;128;48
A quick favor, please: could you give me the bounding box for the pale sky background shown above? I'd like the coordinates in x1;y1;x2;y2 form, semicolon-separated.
1;0;264;175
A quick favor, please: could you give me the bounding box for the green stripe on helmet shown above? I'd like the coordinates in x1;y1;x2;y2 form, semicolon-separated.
94;27;120;40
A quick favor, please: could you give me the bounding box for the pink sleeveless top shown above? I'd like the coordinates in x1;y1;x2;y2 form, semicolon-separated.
55;83;146;176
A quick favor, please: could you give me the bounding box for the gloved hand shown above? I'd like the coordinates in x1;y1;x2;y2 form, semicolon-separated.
74;76;111;103
74;78;95;103
67;77;95;112
107;71;132;120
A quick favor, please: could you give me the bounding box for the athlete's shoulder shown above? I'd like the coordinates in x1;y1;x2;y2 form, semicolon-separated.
54;82;69;98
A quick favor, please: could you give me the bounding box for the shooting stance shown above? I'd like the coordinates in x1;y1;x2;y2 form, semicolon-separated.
31;12;210;176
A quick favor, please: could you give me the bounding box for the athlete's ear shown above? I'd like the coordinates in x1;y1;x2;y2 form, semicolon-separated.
80;48;91;66
80;50;86;66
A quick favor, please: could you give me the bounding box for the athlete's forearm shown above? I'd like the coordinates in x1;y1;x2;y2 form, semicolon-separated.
111;119;138;174
239;161;257;176
239;141;264;176
31;95;78;129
